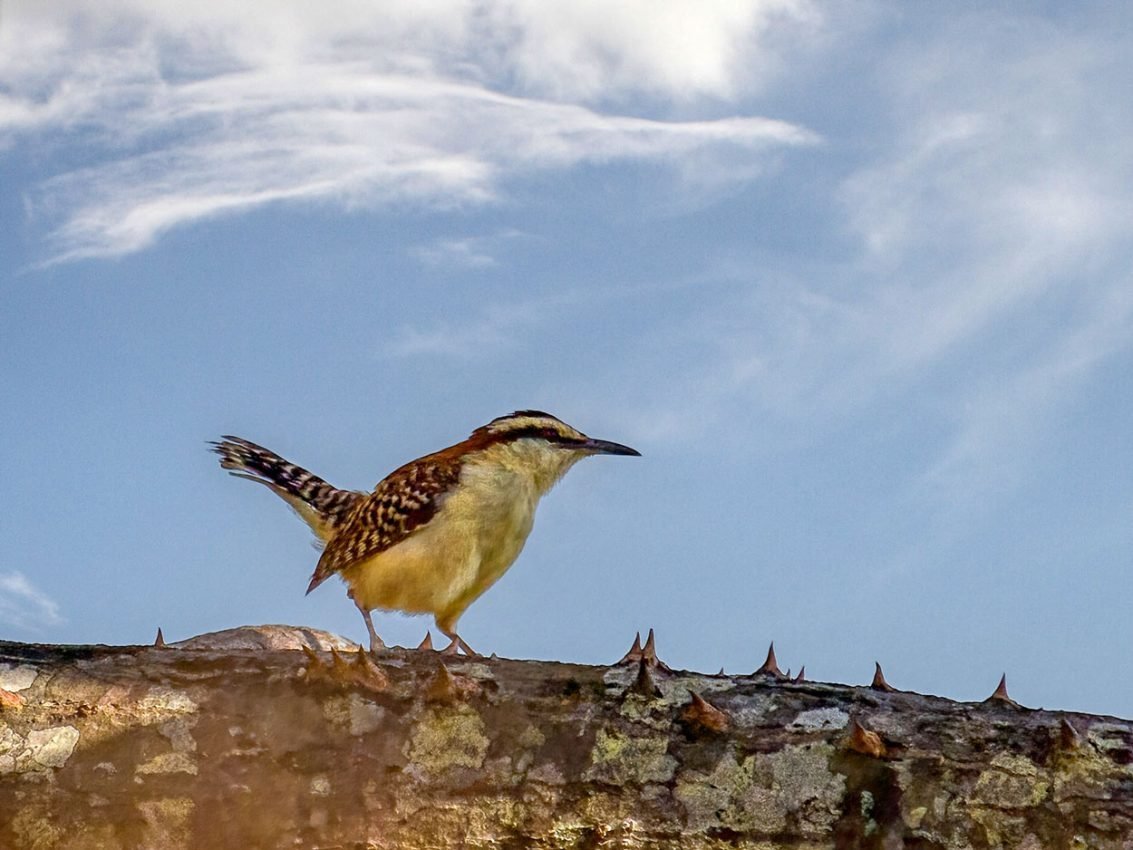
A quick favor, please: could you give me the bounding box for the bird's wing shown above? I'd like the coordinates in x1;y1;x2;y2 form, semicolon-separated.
306;454;463;593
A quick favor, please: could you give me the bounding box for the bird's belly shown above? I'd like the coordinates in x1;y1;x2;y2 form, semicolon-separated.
344;525;477;615
344;471;537;618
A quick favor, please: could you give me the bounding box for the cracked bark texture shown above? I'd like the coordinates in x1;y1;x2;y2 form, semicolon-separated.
1;625;1131;849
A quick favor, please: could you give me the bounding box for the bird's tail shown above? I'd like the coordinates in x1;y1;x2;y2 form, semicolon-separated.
210;436;363;542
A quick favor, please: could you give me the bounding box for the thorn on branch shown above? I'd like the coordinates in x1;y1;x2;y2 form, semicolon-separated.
871;662;896;693
641;628;672;672
848;717;887;758
681;691;729;734
427;664;459;703
755;642;785;679
983;674;1022;709
426;663;478;704
617;629;671;671
330;647;352;679
302;645;327;682
351;647;389;691
626;657;662;699
616;632;643;666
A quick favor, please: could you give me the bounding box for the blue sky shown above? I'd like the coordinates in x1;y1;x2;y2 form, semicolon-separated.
3;2;1133;718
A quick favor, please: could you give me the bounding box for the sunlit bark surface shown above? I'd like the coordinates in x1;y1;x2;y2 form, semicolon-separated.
1;625;1130;849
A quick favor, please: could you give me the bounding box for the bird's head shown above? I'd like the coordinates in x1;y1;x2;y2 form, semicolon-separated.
472;410;640;491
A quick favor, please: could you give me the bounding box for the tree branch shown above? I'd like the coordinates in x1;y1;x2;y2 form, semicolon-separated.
1;626;1130;848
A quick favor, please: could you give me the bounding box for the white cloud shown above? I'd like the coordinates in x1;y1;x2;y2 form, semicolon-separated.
1;0;820;263
0;0;813;101
485;0;818;101
0;571;62;631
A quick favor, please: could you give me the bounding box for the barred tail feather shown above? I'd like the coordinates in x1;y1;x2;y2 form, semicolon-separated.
210;436;363;541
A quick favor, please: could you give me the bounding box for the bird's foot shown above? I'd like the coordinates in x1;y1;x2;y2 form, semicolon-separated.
361;620;385;654
440;635;477;657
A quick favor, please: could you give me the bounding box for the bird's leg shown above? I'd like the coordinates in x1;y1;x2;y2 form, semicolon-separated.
360;609;385;654
349;590;384;653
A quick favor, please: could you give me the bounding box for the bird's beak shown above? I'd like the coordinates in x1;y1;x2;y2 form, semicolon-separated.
582;437;641;457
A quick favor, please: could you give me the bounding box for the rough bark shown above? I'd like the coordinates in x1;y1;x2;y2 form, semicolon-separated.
1;625;1130;849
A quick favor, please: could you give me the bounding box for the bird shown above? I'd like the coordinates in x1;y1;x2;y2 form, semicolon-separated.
210;410;640;654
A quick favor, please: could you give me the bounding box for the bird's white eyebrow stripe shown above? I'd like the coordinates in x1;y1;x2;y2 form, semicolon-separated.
485;412;561;431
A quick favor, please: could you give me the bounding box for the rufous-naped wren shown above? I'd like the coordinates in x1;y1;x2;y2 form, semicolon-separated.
211;411;639;654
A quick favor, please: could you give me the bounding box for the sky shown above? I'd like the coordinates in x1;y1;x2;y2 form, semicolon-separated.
2;2;1132;718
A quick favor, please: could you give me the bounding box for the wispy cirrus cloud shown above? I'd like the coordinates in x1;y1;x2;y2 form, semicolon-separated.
920;280;1133;500
0;571;62;631
410;230;529;270
600;11;1133;504
411;238;498;271
387;301;544;359
1;0;820;264
833;16;1133;500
